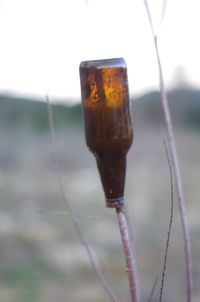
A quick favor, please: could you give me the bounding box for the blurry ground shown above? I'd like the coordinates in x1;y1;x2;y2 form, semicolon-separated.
0;105;200;301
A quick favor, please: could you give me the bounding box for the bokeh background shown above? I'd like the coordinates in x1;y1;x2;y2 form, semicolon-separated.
0;1;200;302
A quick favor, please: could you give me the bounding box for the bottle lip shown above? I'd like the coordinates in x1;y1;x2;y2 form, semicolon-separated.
106;197;124;208
80;58;127;70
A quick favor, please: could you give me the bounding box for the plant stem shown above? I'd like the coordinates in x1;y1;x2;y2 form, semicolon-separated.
143;2;193;301
116;205;140;302
159;141;174;302
155;37;193;302
46;95;119;302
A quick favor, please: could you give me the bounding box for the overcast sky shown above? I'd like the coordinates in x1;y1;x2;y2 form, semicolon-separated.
0;0;199;102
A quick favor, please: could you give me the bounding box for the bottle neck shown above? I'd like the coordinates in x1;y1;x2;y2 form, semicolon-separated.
95;154;126;208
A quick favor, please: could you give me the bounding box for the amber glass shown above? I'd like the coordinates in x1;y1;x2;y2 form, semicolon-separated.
79;58;133;208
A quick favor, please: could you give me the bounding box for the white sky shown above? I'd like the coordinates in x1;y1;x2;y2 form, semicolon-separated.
0;0;199;102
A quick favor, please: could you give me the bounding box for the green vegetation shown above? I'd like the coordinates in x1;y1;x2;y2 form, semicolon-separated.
0;95;82;132
135;88;200;128
0;88;200;133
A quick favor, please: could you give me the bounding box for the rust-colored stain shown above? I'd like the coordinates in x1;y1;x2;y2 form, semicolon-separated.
80;58;133;208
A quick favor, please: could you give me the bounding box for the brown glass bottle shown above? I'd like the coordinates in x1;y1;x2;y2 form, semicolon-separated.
79;58;133;208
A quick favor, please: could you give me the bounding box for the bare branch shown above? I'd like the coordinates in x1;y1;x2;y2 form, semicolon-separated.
159;140;174;302
142;2;193;301
37;210;115;222
143;0;168;38
143;0;156;36
46;95;119;302
159;0;168;34
116;206;140;302
147;276;159;302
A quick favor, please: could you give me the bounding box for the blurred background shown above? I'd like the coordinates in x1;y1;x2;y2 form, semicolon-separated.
0;0;200;301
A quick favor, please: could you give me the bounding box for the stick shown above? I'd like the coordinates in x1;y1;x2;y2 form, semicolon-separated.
147;276;159;302
116;206;140;302
143;2;193;301
159;140;174;302
46;95;119;302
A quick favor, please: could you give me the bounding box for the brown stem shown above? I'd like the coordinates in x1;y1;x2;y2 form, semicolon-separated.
116;205;140;302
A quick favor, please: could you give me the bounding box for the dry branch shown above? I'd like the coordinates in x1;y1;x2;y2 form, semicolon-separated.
143;2;193;301
46;95;118;302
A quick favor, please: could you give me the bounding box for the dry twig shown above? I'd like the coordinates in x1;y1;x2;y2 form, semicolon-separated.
159;140;174;302
46;95;118;302
147;276;159;302
142;2;193;301
116;206;140;302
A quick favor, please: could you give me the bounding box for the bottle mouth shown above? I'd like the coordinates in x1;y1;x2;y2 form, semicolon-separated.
106;197;124;208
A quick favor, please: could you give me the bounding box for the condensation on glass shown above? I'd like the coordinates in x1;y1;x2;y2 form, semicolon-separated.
79;58;133;208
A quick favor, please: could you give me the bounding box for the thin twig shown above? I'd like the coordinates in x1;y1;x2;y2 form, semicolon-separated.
37;210;115;222
123;199;140;299
116;206;140;302
143;2;193;301
159;140;174;302
37;209;179;241
158;0;167;34
46;95;118;302
123;199;137;252
147;276;160;302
